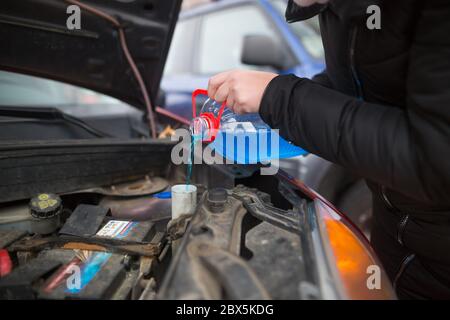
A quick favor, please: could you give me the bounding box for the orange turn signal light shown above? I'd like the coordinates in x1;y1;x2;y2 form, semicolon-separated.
315;200;396;300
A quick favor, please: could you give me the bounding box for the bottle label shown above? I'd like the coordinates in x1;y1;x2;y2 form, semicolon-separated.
221;121;257;133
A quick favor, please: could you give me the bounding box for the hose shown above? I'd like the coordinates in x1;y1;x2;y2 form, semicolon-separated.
65;0;157;138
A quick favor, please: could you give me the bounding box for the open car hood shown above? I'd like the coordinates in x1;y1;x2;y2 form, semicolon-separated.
0;0;182;111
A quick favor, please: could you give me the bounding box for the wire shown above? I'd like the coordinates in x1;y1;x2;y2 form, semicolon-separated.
0;105;112;138
155;106;190;126
64;0;157;138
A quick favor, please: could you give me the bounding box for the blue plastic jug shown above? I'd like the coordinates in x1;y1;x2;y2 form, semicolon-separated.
190;90;307;164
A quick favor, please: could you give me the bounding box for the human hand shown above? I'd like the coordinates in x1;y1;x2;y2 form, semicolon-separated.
207;70;277;114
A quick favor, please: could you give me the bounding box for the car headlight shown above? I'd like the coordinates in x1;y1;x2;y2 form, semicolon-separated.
313;199;396;299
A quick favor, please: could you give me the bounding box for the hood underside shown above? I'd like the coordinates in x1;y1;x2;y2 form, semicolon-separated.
0;0;182;111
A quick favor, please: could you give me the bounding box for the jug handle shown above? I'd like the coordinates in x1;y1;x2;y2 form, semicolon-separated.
192;89;227;120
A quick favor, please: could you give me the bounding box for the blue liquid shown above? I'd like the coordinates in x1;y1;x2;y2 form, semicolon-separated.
186;134;200;188
209;128;307;164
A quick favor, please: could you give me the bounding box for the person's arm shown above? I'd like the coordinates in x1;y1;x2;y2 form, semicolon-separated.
311;70;333;88
260;2;450;205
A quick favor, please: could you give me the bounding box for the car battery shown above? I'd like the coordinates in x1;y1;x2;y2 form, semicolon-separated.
0;203;163;299
2;228;156;299
39;251;128;300
40;218;156;299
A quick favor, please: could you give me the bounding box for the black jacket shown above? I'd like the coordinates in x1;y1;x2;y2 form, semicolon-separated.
260;1;450;281
260;0;450;209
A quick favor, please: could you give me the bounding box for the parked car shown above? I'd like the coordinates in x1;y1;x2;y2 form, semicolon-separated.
161;0;325;121
0;0;390;299
160;0;372;235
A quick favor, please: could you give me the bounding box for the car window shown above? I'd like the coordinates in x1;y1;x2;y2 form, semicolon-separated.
0;70;129;108
164;18;198;76
288;21;324;59
196;5;279;75
271;0;324;60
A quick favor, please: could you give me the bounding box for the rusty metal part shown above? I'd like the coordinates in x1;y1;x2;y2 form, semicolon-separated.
9;235;162;257
158;185;314;300
188;242;270;300
139;277;157;300
232;185;301;232
100;195;171;221
159;189;264;299
112;268;140;300
167;214;192;241
0;230;27;249
139;256;154;277
70;176;168;197
129;257;156;300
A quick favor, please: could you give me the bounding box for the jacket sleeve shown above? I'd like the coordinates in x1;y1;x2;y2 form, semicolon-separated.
311;70;333;89
259;3;450;206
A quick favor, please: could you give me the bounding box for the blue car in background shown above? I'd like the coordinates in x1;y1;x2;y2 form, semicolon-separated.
160;0;373;236
161;0;325;121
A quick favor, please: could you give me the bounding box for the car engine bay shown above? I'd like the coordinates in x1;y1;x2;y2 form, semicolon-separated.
0;140;317;300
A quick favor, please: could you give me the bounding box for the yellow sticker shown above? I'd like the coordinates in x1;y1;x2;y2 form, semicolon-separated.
38;201;49;209
38;194;49;201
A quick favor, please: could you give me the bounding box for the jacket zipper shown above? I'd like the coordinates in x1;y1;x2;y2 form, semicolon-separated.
380;185;396;211
393;253;415;291
380;184;409;246
350;24;413;292
349;25;411;248
350;26;398;216
349;26;363;100
397;214;410;246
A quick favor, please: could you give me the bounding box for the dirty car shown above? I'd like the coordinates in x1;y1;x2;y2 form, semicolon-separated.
0;0;394;300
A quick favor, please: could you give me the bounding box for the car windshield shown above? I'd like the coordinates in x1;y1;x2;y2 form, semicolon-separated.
0;70;145;139
0;70;127;108
271;0;324;60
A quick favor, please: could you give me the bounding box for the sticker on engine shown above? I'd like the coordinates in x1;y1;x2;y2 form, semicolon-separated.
96;220;137;239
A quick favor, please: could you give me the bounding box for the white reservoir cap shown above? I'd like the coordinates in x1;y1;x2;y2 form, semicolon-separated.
171;184;197;220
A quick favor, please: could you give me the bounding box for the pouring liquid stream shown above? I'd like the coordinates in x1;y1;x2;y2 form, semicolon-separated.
186;133;200;189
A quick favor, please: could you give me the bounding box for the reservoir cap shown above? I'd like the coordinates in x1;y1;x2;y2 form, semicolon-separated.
29;193;62;219
207;188;228;213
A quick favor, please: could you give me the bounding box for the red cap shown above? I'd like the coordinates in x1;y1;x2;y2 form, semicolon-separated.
0;249;12;277
192;89;227;142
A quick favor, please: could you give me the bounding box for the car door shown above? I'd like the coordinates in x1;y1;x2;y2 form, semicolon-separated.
193;3;283;75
